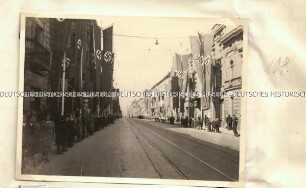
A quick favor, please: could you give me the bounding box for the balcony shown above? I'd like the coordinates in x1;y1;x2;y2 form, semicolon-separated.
224;77;242;91
25;38;51;71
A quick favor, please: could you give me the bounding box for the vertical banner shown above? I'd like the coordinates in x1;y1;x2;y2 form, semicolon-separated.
189;36;204;90
75;19;89;112
75;19;88;91
49;18;72;116
171;55;180;109
94;22;102;92
199;33;214;109
101;25;114;109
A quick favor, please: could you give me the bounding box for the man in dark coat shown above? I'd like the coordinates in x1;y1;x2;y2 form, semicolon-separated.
169;115;175;124
199;117;204;130
184;116;189;127
196;117;202;130
232;115;240;136
206;118;212;132
54;114;65;154
226;114;233;130
66;115;76;147
204;115;209;129
213;118;221;133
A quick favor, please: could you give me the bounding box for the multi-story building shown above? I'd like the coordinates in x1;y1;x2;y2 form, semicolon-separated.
24;18;118;118
148;72;171;118
211;24;243;127
24;18;52;116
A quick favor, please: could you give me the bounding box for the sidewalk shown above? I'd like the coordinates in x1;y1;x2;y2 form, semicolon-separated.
22;144;58;174
140;119;240;151
23;137;87;175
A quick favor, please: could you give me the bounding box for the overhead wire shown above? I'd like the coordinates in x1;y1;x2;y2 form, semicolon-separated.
113;33;190;39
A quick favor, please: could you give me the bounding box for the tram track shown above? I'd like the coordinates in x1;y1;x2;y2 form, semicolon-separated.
126;118;237;181
127;119;189;180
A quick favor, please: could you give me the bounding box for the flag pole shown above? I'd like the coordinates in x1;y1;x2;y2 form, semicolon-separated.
92;23;97;115
61;51;66;116
80;47;83;115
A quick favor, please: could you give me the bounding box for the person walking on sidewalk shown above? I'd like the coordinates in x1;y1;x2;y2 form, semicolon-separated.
212;118;221;133
232;115;240;137
226;114;232;130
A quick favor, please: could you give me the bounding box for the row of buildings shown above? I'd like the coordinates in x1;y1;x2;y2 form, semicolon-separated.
24;17;121;119
128;24;243;127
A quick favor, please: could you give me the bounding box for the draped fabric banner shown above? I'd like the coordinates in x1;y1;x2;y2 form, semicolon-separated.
189;36;204;90
75;19;89;91
50;18;72;92
94;21;102;92
199;33;214;109
181;54;189;93
49;18;72;116
101;25;114;109
171;55;180;109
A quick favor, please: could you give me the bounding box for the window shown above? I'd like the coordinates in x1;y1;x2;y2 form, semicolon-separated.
230;60;234;79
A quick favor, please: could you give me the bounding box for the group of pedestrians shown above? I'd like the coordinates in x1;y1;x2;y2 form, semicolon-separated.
179;115;222;133
22;110;118;172
53;113;113;155
225;114;240;137
155;114;240;137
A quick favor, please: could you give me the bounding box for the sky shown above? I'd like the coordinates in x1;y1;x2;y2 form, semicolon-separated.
97;16;236;115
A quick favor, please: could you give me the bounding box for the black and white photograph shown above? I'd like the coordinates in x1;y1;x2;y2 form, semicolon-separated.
16;14;247;186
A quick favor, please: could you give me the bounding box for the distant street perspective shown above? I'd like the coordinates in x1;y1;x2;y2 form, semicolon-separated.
28;117;239;181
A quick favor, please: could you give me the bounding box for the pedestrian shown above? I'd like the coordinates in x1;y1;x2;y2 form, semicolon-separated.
86;114;92;135
184;116;189;127
204;115;209;129
188;117;192;128
207;118;212;132
180;116;183;126
213;118;221;133
30;113;41;153
81;114;87;138
66;114;76;147
226;114;233;130
169;115;175;124
199;117;204;130
40;114;54;162
75;111;81;141
196;117;202;130
55;115;65;154
232;115;240;137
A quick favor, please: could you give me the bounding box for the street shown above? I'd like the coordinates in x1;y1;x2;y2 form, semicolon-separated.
37;118;239;181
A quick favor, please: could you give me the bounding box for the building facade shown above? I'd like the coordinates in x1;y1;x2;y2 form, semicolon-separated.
24;18;119;119
211;24;243;127
24;17;52;117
